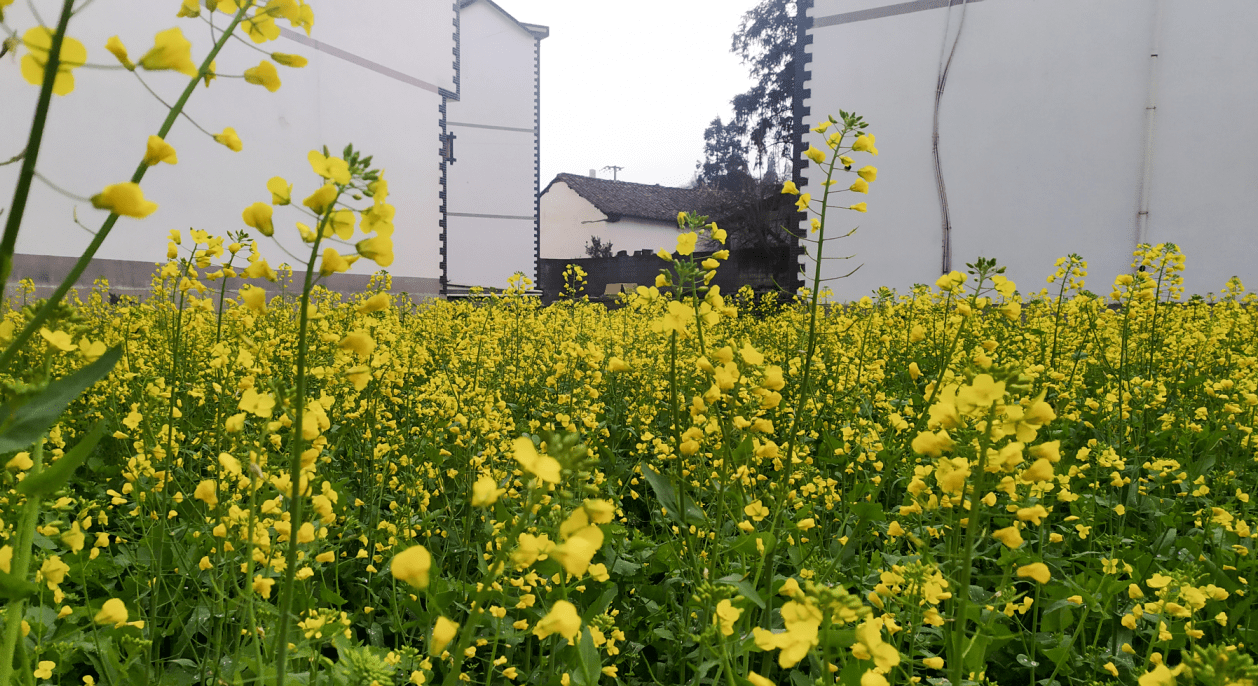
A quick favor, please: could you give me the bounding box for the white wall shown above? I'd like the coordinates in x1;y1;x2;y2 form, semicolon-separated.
0;0;452;281
801;0;1258;299
445;0;541;288
1145;0;1258;288
540;181;682;260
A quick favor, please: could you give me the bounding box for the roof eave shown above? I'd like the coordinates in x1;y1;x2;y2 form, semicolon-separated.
460;0;549;40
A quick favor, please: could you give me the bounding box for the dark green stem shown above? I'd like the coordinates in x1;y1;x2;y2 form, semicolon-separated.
0;440;45;686
273;209;332;684
0;0;77;304
0;6;249;373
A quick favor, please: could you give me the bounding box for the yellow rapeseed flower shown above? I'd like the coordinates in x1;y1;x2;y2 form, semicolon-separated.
105;35;134;69
308;150;352;185
319;249;355;276
551;524;603;577
534;600;581;641
1017;562;1051;584
335;331;375;360
214;127;243;152
252;575;275;598
471;475;505;507
676;232;698;256
266;176;292;205
715;599;741;636
431;616;459;654
138;27;197;76
513;437;561;483
193;480;217;507
754;599;821;668
356;235;395;268
143;135;178;166
272;52;308;67
852;134;879;155
39;556;69;588
94;598;128;627
243;59;281;91
991;526;1024;549
91;183;158;218
748;672;776;686
20;27;87;95
391;545;432;589
242;202;275;236
357;293;391;314
39;328;75;351
239;285;267;313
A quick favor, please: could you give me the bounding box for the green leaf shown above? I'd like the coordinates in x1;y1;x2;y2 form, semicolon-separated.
576;627;602;686
717;575;765;609
0;346;121;454
850;502;886;522
320;587;347;607
17;420;107;497
963;631;994;674
837;655;865;686
639;463;705;525
583;583;618;621
0;570;38;600
726;532;776;557
611;558;641;576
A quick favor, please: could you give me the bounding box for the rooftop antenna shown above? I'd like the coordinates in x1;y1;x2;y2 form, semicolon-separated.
601;165;624;181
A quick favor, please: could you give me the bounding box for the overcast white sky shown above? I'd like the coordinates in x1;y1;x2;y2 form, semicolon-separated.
495;0;763;188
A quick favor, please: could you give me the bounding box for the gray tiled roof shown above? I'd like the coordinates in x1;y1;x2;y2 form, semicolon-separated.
544;173;731;224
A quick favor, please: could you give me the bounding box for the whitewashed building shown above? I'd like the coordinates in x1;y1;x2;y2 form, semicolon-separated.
0;0;544;300
796;0;1258;298
540;173;725;260
444;0;547;293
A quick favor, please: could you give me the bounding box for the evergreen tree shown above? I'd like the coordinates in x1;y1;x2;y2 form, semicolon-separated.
730;0;797;170
695;117;753;192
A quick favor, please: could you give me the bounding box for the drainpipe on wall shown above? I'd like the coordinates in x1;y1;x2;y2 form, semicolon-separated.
1134;0;1166;250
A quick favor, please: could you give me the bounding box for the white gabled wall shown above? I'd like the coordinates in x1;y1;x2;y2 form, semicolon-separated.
445;0;542;289
539;182;683;260
0;0;453;287
800;0;1258;299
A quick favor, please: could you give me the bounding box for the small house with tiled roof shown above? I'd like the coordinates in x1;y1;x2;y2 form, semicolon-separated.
540;173;727;260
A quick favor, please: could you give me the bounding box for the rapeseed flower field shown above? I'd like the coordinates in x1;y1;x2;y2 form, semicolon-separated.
2;236;1255;686
3;3;1256;685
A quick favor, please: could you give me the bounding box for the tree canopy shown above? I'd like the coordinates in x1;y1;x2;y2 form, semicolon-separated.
692;0;798;254
730;0;797;170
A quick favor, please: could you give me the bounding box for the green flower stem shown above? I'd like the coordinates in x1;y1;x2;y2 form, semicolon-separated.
947;403;996;686
214;250;241;344
669;330;687;536
0;0;77;304
0;5;249;374
0;439;45;686
1044;606;1090;686
760;132;844;644
439;488;545;686
1046;259;1073;369
273;203;334;685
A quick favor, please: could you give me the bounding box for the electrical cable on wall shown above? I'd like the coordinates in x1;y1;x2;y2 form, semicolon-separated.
1133;0;1165;251
933;0;970;274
